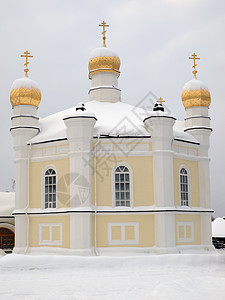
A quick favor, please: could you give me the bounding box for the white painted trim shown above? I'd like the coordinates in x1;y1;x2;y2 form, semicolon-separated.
112;162;133;208
38;223;62;246
177;221;194;243
0;223;15;233
30;154;69;162
173;153;199;161
97;151;152;157
178;165;192;207
41;164;58;210
107;222;139;245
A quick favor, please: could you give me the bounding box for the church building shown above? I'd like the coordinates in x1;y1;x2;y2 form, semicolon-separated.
10;22;214;255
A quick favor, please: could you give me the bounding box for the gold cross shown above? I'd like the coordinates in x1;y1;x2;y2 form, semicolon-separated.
20;50;33;77
99;21;109;47
157;97;165;105
189;53;200;78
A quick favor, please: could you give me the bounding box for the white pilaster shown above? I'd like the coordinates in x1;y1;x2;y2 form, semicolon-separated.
201;213;212;246
63;114;97;208
64;112;96;250
155;213;176;248
144;115;176;207
70;213;92;249
14;215;28;249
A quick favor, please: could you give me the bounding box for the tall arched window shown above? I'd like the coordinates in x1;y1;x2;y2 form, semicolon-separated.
44;168;57;209
180;167;189;206
114;165;131;207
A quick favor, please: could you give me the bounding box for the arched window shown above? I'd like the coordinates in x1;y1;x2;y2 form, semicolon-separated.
180;167;189;206
0;228;14;251
44;168;57;209
114;165;131;207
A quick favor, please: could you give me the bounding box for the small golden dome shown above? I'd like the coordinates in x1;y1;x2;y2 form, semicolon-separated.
182;78;211;109
10;77;42;107
89;47;120;78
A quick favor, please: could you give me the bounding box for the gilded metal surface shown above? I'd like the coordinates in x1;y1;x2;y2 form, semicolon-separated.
89;69;120;79
10;87;41;107
99;21;109;47
89;56;120;74
182;88;211;108
157;97;165;105
189;53;200;79
20;50;33;77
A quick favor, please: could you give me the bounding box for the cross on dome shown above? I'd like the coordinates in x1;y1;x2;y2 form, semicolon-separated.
20;50;33;77
157;97;165;105
189;53;200;79
99;21;109;47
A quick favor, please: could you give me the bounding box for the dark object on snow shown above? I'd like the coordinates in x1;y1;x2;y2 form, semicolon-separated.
212;237;225;249
76;103;86;111
153;103;164;112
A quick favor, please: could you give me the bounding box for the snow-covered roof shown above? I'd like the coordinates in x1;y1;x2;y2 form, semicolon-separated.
90;47;119;59
182;78;209;92
212;217;225;237
11;77;40;91
0;192;15;216
29;101;198;144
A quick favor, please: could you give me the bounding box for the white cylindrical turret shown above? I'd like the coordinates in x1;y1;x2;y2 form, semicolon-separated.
88;47;121;102
182;77;212;157
10;75;41;251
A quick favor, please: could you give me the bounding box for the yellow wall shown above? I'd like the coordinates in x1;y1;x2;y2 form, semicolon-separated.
92;156;154;207
175;213;201;245
29;215;70;248
173;159;200;207
29;158;70;208
95;214;155;247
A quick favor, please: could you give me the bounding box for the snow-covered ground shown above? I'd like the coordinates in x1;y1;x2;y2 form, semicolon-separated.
0;252;225;300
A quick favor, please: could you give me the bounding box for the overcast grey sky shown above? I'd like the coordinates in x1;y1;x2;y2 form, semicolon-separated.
1;0;225;217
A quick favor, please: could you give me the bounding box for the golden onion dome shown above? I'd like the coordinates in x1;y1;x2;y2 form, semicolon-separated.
181;78;211;109
10;77;42;107
89;47;120;78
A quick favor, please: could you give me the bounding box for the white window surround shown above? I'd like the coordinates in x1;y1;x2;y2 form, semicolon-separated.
177;222;194;243
108;222;139;245
179;165;191;207
112;162;133;208
38;223;62;246
0;223;15;233
41;164;58;210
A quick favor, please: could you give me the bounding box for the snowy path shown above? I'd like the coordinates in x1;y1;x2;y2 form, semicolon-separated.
0;253;225;299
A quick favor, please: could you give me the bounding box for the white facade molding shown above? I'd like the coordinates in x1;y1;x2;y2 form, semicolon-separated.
112;162;134;208
178;164;192;207
41;164;58;210
38;223;62;246
177;221;194;243
0;222;15;232
107;222;139;245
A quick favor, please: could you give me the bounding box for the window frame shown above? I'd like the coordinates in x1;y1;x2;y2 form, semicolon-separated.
179;165;191;207
38;223;62;246
177;221;194;243
112;162;133;208
42;165;58;209
107;222;139;245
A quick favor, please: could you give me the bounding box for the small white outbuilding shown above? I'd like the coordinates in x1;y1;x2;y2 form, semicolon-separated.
212;217;225;249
